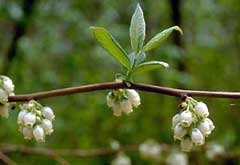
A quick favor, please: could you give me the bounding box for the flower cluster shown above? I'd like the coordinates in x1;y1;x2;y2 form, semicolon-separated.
106;89;140;116
17;100;55;142
172;97;215;152
0;76;15;118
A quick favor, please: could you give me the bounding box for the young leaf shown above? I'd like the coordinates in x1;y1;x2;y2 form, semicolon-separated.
143;26;183;52
132;61;169;74
130;3;146;53
91;27;131;69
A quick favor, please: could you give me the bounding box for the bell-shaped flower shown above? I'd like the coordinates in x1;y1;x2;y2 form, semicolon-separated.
120;100;133;114
1;76;14;93
106;93;115;107
0;89;8;104
41;119;53;135
191;128;205;146
166;152;188;165
33;125;45;142
111;154;131;165
180;110;193;127
42;107;55;121
18;110;28;124
172;114;180;129
112;104;122;117
180;138;193;152
205;118;215;131
24;112;36;127
174;123;187;140
22;127;33;140
194;102;209;118
198;119;212;137
127;89;141;107
0;104;9;118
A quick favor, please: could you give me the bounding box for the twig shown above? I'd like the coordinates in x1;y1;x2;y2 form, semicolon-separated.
8;82;240;102
0;151;17;165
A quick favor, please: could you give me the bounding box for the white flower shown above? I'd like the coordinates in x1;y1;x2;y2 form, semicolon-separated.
42;107;55;121
22;127;33;140
0;104;9;118
205;118;215;131
111;154;131;165
206;143;225;159
194;102;209;118
180;110;193;127
1;76;14;93
166;152;188;165
18;110;28;124
41;119;53;135
0;89;8;103
24;112;36;127
172;114;180;129
112;104;122;117
139;143;162;160
174;123;187;140
120;100;133;114
191;128;205;146
106;93;115;107
33;125;45;142
127;89;141;107
180;138;193;152
197;120;212;137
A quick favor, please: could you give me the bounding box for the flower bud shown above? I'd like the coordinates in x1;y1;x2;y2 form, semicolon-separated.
127;89;141;108
172;114;180;129
18;110;28;124
0;89;8;104
180;138;193;152
180;110;193;127
42;107;55;121
1;76;14;93
174;123;187;140
41;119;53;135
24;112;36;127
33;125;45;142
191;128;205;146
120;100;133;114
22;127;33;140
194;102;209;118
198;120;212;137
0;104;9;118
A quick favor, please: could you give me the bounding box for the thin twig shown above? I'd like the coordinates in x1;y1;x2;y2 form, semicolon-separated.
8;82;240;102
0;151;17;165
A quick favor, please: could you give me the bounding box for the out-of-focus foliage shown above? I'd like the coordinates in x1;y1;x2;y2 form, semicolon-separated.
0;0;239;164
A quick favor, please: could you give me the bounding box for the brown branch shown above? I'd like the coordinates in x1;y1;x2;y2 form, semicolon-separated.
8;81;240;102
0;151;17;165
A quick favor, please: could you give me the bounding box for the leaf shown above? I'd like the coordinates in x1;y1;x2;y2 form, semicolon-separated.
91;27;131;69
132;61;169;73
143;26;183;51
129;3;146;53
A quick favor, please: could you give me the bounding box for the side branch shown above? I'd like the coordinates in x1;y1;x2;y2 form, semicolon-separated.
8;82;240;102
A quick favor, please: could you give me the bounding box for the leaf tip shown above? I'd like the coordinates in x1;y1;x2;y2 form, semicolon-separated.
174;26;183;35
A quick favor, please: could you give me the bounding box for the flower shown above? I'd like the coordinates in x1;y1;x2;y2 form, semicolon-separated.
166;152;188;165
172;114;180;129
1;76;14;93
41;119;53;135
197;119;212;137
111;154;131;165
127;89;141;107
194;102;209;118
139;141;162;160
24;112;36;127
42;107;55;121
112;104;122;117
120;100;133;114
33;125;45;142
180;138;193;152
22;127;33;140
205;118;215;131
206;143;225;159
179;110;193;127
106;93;115;107
174;123;187;140
18;110;28;124
191;128;204;146
0;89;8;104
0;104;9;118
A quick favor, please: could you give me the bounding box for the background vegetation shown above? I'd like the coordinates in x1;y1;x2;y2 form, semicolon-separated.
0;0;239;164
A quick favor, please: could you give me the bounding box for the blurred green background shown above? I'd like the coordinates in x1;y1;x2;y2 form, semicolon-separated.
0;0;240;164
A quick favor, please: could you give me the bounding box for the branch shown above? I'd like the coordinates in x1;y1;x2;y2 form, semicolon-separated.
8;82;240;102
0;151;16;165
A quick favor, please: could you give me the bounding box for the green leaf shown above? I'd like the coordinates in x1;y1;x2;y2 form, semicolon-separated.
91;27;131;69
132;61;169;73
130;3;146;53
143;26;183;52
